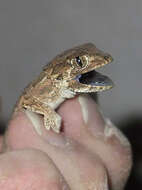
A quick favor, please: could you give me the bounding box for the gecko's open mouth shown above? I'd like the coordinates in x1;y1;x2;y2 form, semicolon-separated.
75;70;113;87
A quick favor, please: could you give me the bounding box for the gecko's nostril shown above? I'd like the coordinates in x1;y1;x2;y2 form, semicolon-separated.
104;55;113;62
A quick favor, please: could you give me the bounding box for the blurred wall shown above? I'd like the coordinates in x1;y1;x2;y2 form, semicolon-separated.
0;0;141;124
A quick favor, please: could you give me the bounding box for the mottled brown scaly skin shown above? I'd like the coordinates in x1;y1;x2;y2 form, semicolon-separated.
14;43;113;133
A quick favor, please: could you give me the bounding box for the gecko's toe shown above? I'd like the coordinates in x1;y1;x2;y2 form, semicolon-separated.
44;114;62;133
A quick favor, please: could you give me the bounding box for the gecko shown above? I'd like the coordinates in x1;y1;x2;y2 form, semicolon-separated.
14;43;113;133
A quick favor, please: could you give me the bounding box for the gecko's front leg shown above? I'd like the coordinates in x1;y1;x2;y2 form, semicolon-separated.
21;97;61;133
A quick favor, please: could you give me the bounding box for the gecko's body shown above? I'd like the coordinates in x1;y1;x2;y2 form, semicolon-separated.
14;43;113;133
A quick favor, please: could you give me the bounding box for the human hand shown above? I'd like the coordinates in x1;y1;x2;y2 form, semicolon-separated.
0;95;132;189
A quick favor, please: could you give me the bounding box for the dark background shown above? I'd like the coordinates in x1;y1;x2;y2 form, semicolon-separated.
0;0;141;189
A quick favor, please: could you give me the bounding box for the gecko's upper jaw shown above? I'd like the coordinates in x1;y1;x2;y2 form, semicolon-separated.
75;70;113;89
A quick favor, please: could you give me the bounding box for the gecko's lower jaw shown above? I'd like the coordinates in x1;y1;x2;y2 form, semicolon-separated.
75;70;113;90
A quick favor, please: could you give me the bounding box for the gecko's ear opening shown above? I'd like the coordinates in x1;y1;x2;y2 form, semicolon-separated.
75;70;113;87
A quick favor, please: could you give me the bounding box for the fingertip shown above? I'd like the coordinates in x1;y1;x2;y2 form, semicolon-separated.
57;96;85;136
58;95;105;139
6;111;70;150
5;111;40;150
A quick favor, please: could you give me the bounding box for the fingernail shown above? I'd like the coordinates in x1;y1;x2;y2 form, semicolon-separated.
104;118;131;147
78;95;89;124
100;173;109;190
78;95;105;134
89;172;109;190
25;110;43;135
25;110;71;148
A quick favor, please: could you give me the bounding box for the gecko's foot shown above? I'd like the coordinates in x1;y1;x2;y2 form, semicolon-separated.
44;114;62;133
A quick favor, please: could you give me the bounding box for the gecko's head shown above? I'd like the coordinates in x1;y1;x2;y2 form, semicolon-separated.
46;43;114;93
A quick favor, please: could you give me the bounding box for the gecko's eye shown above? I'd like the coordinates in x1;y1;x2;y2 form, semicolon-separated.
71;55;88;69
76;56;83;68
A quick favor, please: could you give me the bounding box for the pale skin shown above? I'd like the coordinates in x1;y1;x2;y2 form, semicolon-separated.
0;95;132;190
